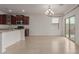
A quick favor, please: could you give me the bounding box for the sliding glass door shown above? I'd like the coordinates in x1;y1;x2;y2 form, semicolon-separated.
65;16;75;41
69;16;75;41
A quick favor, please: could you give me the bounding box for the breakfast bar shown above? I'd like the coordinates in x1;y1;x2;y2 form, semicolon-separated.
0;29;25;53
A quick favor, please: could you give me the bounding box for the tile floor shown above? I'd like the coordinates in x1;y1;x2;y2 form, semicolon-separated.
4;36;79;54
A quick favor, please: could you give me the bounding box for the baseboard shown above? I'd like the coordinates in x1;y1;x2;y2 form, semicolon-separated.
29;35;63;37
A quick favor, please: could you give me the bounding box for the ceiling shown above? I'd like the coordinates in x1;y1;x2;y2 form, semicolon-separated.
0;4;78;16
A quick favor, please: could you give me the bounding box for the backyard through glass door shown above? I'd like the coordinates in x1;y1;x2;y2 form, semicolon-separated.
65;16;75;41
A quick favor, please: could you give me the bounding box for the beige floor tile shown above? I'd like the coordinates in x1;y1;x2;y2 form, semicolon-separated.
4;36;79;54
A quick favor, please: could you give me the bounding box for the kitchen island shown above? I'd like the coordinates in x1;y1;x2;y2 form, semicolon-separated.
0;29;25;53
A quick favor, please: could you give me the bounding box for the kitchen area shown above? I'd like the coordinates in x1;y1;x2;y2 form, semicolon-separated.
0;15;29;36
0;14;29;53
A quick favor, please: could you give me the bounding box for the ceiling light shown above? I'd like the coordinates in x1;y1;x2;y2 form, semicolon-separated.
22;10;25;12
45;5;54;17
9;9;12;12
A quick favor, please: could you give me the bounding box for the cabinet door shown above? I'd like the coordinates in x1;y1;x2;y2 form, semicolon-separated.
16;15;23;21
0;15;2;24
16;15;20;21
2;15;6;24
11;16;16;24
23;16;29;25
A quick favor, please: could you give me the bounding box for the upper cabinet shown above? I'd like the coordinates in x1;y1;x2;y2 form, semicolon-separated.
0;15;7;24
11;15;16;24
15;15;29;25
23;16;29;25
0;14;29;25
16;15;23;21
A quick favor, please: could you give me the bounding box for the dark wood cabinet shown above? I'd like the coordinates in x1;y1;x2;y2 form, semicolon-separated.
0;15;16;25
23;16;29;25
15;15;29;25
0;15;29;25
2;15;6;24
16;15;24;21
0;15;7;24
0;15;2;24
16;15;21;21
11;16;16;24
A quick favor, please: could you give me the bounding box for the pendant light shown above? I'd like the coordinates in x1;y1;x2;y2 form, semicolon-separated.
45;5;54;17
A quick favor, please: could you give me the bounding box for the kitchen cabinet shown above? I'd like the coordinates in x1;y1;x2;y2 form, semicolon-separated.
0;15;7;24
15;15;29;25
16;15;20;21
2;15;6;24
0;15;29;25
16;15;24;21
0;15;2;24
11;16;16;24
23;16;29;25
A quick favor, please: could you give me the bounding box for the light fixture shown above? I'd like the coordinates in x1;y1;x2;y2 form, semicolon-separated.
45;5;54;17
9;9;12;12
22;10;25;12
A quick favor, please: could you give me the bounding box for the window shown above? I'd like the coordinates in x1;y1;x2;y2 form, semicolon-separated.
70;16;75;24
52;17;59;24
66;18;69;24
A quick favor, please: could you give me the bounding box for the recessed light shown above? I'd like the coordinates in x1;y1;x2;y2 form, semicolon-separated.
22;10;25;12
9;9;12;12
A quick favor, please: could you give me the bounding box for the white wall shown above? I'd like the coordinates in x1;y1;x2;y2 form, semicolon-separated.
29;14;63;36
63;7;79;45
